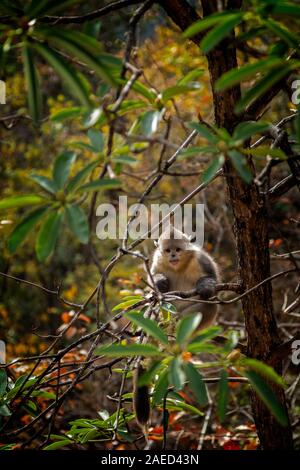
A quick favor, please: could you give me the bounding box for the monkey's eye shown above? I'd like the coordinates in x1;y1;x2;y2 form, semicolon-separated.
175;247;181;252
165;249;171;253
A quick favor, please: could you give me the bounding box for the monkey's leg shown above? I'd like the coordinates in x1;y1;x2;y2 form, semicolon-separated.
152;273;169;293
180;302;218;330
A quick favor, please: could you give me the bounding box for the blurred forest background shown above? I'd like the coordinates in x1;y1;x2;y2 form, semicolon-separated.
0;0;300;451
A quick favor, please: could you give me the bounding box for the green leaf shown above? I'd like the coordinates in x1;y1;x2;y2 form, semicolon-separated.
189;326;222;344
201;14;244;53
29;174;58;194
50;107;83;122
36;211;62;261
183;362;208;407
202;155;224;184
0;369;7;397
112;300;142;311
177;69;204;85
0;405;11;417
40;28;119;86
87;129;104;152
95;343;161;357
235;67;291;114
77;178;121;192
161;84;199;102
112;155;137;165
65;204;89;244
233;121;270;141
183;12;232;38
131;81;157;102
228;150;253;183
53;151;76;189
134;110;163;136
176;313;202;345
218;369;229;423
178;146;217;159
65;159;99;194
263;18;299;48
152;369;169;406
22;44;42;123
188;122;219;144
263;2;300;17
34;42;91;108
43;439;72;450
242;359;285;387
169;357;186;391
245;370;288;426
0;195;45;210
165;398;203;416
242;146;286;159
8;206;49;253
215;58;285;91
124;312;169;346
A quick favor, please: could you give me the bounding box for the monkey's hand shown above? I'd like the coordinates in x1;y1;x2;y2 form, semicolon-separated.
153;274;170;293
196;276;216;300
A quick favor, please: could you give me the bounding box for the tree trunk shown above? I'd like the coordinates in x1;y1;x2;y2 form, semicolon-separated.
160;0;294;450
201;0;293;450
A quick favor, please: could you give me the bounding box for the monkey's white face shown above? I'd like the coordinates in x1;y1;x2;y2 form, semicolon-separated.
159;239;192;271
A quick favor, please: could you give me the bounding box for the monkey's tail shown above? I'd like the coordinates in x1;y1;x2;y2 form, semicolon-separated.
133;362;151;435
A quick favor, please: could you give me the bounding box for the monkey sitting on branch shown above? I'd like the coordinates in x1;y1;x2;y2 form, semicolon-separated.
150;226;220;329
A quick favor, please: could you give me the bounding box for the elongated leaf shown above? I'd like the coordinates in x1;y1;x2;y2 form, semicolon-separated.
263;18;299;48
165;398;203;416
65;204;89;244
218;369;229;423
169;358;185;391
87;129;104;152
183;12;232;38
50;107;83;122
152;369;169;406
34;42;91;108
0;195;45;210
29;174;58;194
189;326;222;344
215;58;285;91
235;67;291;114
242;359;285;387
184;362;208;406
228;150;253;183
245;370;288;426
176;313;202;345
201;14;243;53
188;122;219;144
202;155;224;183
178;69;204;85
161;84;199;102
22;44;42;123
78;178;121;192
178;146;217;159
263;2;300;17
233;121;270;141
95;343;161;357
53;151;76;189
242;146;286;159
134;110;163;136
40;29;118;86
8;206;49;253
65;159;99;194
36;211;62;261
124;312;169;346
131;81;157;102
43;439;72;450
112;299;142;312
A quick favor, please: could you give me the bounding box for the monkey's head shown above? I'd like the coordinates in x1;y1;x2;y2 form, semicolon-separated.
156;227;194;271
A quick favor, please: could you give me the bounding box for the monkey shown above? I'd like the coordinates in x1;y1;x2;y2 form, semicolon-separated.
150;226;220;329
132;226;220;430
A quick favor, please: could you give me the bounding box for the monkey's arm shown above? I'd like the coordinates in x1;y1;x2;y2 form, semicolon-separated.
195;251;219;299
152;273;170;293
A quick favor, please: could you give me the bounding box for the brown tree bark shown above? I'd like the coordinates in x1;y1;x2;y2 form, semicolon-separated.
160;0;294;449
